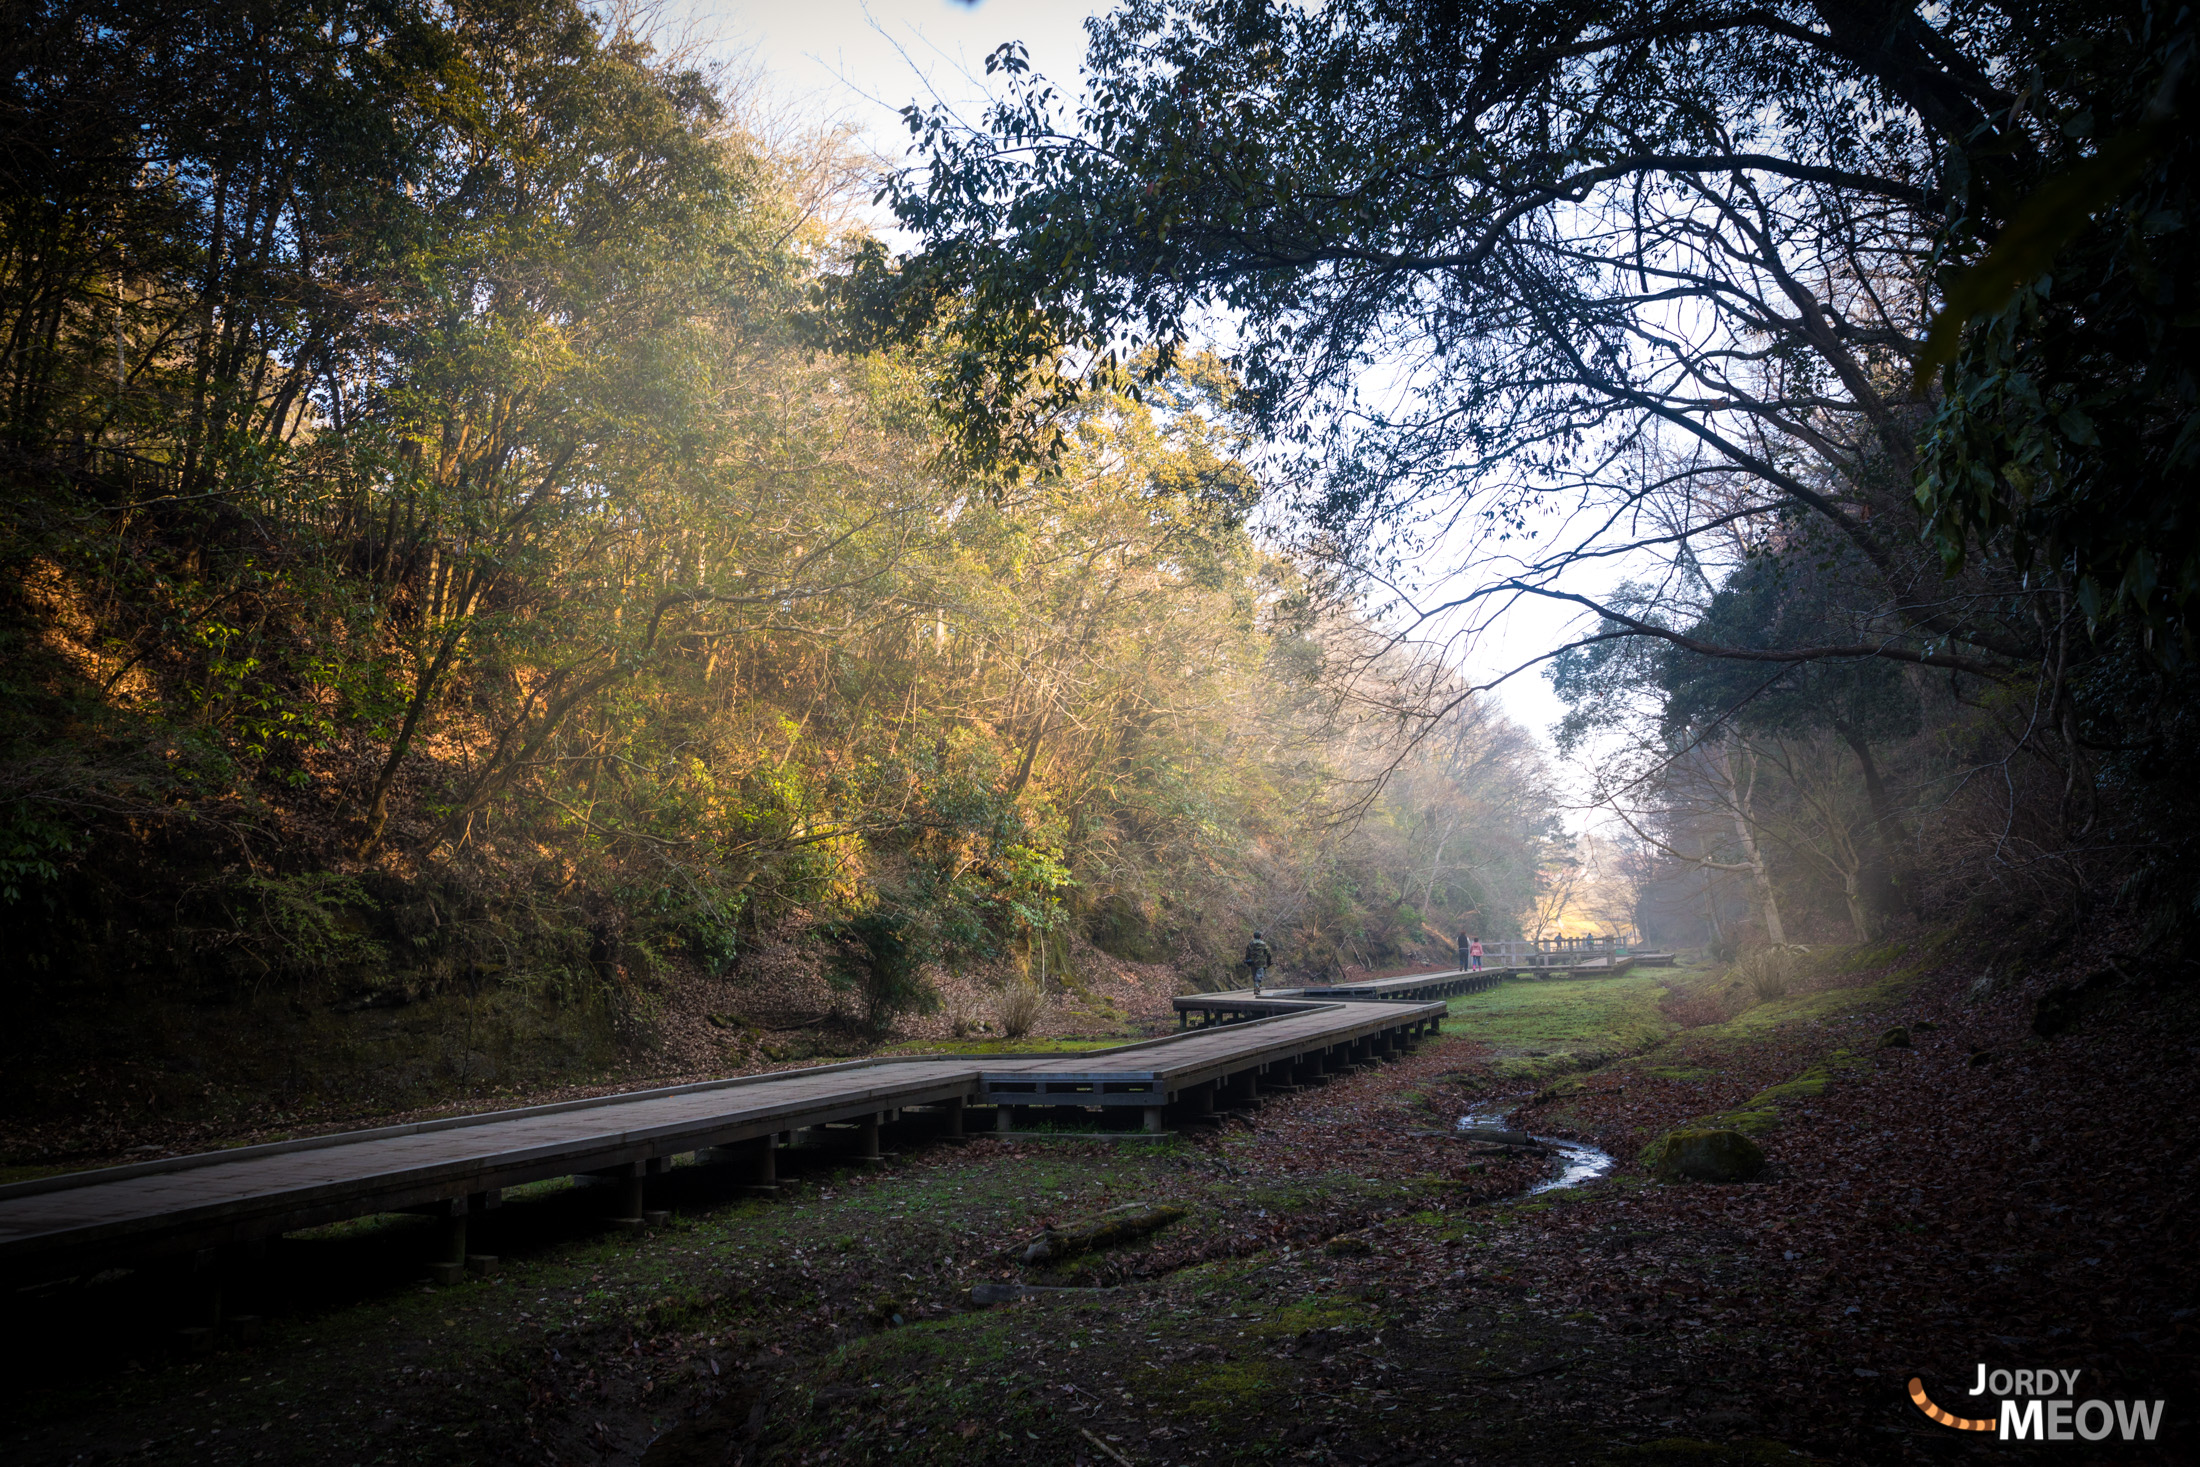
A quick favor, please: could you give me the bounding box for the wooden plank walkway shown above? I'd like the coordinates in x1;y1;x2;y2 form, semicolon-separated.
0;983;1449;1283
1171;965;1511;1026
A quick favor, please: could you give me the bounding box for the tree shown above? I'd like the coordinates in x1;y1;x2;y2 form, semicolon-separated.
1658;542;1921;919
0;0;1568;1066
868;0;2052;666
858;0;2194;934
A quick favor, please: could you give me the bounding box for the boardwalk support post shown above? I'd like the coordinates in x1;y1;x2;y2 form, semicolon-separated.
639;1157;672;1227
942;1096;967;1143
699;1139;776;1194
580;1162;647;1232
399;1196;470;1284
436;1213;468;1285
173;1246;224;1353
1142;1105;1166;1134
856;1112;883;1166
742;1135;777;1194
465;1189;501;1275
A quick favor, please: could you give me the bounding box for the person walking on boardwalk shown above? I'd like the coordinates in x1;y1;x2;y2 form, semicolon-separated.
1468;937;1484;970
1244;930;1275;994
1456;929;1470;971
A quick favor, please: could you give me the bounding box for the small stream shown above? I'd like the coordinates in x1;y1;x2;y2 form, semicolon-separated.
1457;1110;1616;1194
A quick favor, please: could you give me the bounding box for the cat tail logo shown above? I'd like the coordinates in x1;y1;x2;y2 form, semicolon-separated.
1908;1374;2167;1441
1908;1379;1994;1431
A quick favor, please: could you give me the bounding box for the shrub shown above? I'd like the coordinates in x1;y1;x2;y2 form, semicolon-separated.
995;979;1047;1038
1733;945;1803;1002
215;871;386;980
829;908;939;1034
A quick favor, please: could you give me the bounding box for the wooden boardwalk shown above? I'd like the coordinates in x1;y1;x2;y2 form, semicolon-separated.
0;971;1460;1285
1169;966;1513;1026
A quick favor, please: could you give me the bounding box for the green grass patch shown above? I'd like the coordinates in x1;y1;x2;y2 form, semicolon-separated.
1707;977;1905;1035
1445;974;1672;1052
1252;1293;1381;1339
1658;1049;1873;1144
1443;974;1675;1089
1178;1354;1282;1414
1836;938;1911;972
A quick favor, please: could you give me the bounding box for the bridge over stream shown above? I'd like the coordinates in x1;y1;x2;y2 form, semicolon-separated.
0;967;1502;1307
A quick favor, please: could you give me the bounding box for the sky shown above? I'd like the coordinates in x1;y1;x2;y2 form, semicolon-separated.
679;0;1607;774
681;1;1100;129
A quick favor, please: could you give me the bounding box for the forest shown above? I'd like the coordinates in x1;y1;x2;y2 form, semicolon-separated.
0;0;1561;1129
3;3;2197;1466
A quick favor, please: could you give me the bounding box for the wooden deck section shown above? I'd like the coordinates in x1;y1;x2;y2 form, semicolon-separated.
1171;965;1514;1026
0;989;1447;1283
1296;968;1511;1002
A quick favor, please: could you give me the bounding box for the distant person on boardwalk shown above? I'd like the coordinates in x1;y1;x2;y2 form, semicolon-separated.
1469;938;1484;970
1456;929;1470;971
1244;931;1274;994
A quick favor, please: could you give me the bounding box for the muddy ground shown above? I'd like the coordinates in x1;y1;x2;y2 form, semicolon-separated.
3;935;2195;1466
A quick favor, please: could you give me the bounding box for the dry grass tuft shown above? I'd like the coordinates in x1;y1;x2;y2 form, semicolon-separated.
1733;945;1804;1001
995;980;1048;1039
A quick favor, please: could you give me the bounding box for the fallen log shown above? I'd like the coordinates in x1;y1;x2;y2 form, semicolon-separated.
1019;1202;1186;1264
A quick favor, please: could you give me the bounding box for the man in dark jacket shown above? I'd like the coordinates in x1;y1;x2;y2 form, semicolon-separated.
1244;931;1274;994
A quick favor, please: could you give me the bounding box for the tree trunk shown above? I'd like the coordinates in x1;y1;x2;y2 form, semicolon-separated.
1833;721;1906;918
356;571;478;856
1840;865;1871;941
1716;740;1787;945
1695;831;1726;945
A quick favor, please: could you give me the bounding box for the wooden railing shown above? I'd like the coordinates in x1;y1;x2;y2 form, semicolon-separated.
1469;934;1639;967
